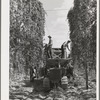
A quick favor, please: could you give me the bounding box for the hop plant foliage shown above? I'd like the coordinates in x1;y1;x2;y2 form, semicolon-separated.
67;0;96;69
10;0;45;78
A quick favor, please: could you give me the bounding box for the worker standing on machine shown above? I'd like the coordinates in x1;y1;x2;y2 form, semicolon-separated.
47;36;53;58
61;40;71;59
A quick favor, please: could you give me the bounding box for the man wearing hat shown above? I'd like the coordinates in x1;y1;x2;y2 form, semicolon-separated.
47;35;53;58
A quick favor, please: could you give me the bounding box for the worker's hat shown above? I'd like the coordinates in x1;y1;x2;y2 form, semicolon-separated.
67;40;71;43
48;35;52;38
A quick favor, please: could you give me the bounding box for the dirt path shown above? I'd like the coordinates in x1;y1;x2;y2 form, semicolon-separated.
9;79;96;100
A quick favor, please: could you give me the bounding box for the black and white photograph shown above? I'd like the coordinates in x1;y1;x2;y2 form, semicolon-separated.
1;0;99;100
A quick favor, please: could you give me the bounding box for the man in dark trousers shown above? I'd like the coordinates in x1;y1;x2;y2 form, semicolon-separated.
47;36;53;58
61;42;66;58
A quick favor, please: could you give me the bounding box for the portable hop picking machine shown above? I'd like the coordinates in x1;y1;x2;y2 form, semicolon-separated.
30;47;73;92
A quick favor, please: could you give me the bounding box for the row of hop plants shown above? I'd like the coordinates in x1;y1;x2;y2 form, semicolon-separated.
67;0;96;70
10;0;45;80
67;0;96;89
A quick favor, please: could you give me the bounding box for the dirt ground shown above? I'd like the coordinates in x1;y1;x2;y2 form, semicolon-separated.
9;78;96;100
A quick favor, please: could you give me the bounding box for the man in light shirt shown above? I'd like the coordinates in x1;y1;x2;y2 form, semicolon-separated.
61;40;71;58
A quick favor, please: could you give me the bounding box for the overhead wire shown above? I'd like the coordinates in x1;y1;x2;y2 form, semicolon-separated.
45;9;69;11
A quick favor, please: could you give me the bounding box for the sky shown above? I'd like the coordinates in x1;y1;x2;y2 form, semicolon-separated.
39;0;74;48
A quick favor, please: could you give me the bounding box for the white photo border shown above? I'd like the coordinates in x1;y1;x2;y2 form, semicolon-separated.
1;0;99;100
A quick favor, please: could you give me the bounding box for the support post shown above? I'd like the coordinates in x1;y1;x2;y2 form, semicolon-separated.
84;61;88;89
